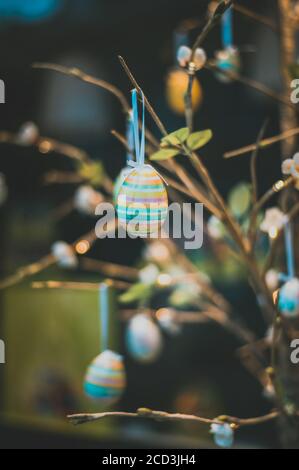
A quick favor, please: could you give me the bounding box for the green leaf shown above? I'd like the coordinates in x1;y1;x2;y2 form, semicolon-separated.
78;161;104;187
119;283;152;304
161;127;190;146
150;148;180;161
228;183;252;218
186;129;212;150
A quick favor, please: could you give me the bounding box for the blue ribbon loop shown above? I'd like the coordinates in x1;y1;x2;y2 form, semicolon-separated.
99;282;109;352
126;110;134;162
284;222;295;278
222;7;233;49
131;88;145;167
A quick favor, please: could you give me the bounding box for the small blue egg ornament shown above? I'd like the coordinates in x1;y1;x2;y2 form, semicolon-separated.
126;313;162;363
84;350;126;405
215;46;240;83
278;278;299;318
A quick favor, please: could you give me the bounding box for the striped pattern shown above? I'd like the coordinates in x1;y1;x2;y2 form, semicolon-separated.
116;165;168;236
84;350;126;405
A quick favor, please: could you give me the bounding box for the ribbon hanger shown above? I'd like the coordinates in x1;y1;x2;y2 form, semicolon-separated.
126;110;134;163
130;88;145;167
99;282;109;351
222;6;233;49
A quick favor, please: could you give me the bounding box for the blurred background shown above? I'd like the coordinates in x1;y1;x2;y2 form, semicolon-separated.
0;0;285;448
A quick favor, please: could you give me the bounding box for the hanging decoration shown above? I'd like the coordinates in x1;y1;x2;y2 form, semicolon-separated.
116;89;168;237
84;283;126;405
126;313;163;363
214;5;240;83
210;423;234;448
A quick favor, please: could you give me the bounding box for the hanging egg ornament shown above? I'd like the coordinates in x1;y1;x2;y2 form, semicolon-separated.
84;350;126;405
116;165;168;236
214;47;240;83
126;313;163;363
166;69;202;115
210;423;234;448
278;278;299;318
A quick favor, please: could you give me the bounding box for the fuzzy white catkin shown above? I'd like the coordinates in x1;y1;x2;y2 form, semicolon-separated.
16;122;39;145
177;46;192;67
139;264;160;285
51;241;78;268
192;48;207;70
74;185;103;214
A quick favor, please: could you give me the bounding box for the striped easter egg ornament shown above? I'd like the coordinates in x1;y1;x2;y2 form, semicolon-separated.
116;164;168;236
84;349;126;405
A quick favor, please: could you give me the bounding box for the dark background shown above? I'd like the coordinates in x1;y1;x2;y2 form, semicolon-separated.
0;0;285;448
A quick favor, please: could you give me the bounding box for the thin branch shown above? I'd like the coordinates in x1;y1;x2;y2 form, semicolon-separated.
0;255;56;290
191;0;233;57
251;120;269;205
80;257;139;281
32;279;131;291
67;407;280;428
118;56;168;136
224;127;299;159
248;177;294;248
205;62;297;111
32;62;130;113
233;4;278;32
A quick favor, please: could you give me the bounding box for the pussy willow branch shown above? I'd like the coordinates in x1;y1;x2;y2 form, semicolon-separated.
80;257;139;281
184;73;194;132
117;54;276;321
67;407;281;428
224;127;299;159
118;55;168;136
0;220;115;290
0;130;90;163
32;62;130;113
251;120;269;205
191;0;233;58
121;308;210;324
205;61;297;111
32;279;131;291
248;177;294;248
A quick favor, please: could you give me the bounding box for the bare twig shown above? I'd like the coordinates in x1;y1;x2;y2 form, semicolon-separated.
67;407;280;427
33;62;130;113
118;56;168;136
225;127;299;160
233;4;278;32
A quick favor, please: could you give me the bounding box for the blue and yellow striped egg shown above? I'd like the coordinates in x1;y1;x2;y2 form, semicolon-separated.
84;350;126;405
116;165;168;237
